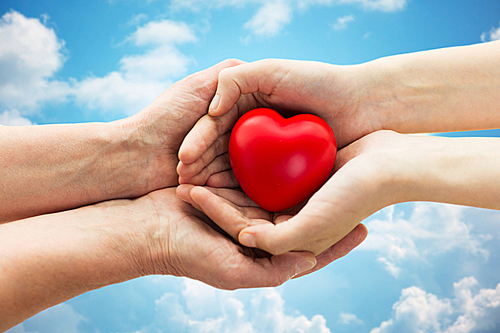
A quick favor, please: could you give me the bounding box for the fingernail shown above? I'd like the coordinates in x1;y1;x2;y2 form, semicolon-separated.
209;94;220;112
239;232;256;248
295;260;316;276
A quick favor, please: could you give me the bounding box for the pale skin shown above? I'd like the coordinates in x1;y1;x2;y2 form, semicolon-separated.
1;60;370;331
177;40;500;256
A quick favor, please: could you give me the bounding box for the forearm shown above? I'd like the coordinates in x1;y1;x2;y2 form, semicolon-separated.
359;41;500;134
0;120;156;222
0;198;151;331
392;135;500;210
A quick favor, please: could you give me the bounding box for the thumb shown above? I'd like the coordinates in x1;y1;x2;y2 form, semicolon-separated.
238;209;326;256
209;59;285;117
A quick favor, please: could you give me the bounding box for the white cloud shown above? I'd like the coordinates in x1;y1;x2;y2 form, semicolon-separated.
377;257;402;278
170;0;406;38
371;277;500;333
0;11;70;111
0;11;197;116
360;203;490;277
331;14;354;31
126;13;149;27
337;312;363;325
74;19;197;114
481;22;500;42
127;20;197;46
73;72;170;114
244;1;293;37
139;278;332;333
340;0;407;11
0;109;34;126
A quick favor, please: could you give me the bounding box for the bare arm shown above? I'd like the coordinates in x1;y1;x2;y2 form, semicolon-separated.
180;131;500;257
0;59;247;223
176;41;500;257
0;188;316;331
0;197;147;331
178;41;500;181
360;40;500;134
0;121;151;222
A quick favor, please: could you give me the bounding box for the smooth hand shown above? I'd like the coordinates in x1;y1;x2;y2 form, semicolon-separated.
176;59;374;185
177;131;411;256
178;42;500;186
178;129;500;256
176;184;368;275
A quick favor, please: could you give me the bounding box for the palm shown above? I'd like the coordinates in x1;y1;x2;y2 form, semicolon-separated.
175;185;368;275
142;188;314;289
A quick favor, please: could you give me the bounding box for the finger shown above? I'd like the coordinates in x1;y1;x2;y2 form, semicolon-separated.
332;137;368;173
238;199;356;255
176;184;204;211
189;186;272;240
274;215;293;224
178;104;239;165
179;184;259;209
206;170;239;188
196;186;260;208
209;60;281;117
292;224;368;279
179;153;232;186
177;132;230;179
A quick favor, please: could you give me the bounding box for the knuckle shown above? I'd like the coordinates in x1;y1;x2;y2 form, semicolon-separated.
212;115;226;135
222;58;243;68
218;67;232;81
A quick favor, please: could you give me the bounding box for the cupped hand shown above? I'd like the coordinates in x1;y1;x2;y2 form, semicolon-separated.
136;187;318;289
178;130;410;257
175;183;368;273
116;59;244;194
177;59;375;184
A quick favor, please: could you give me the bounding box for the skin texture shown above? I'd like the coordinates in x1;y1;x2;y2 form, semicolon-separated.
176;184;368;275
0;188;318;331
3;60;357;331
177;41;500;256
0;59;242;222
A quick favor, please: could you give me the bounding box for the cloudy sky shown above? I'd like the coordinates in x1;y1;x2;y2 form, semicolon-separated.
3;0;500;332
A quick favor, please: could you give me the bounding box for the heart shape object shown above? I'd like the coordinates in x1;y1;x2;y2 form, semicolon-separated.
229;108;337;212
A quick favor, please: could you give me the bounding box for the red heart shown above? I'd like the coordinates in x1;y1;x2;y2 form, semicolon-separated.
229;108;337;212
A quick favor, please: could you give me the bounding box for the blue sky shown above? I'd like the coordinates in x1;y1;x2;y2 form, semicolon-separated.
2;1;500;332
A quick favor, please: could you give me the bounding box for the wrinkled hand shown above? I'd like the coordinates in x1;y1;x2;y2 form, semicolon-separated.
117;59;244;193
137;188;318;289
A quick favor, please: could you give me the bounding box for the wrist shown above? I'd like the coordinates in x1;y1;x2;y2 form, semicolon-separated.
354;57;412;134
0;121;158;222
106;115;162;198
113;106;182;198
321;63;381;147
